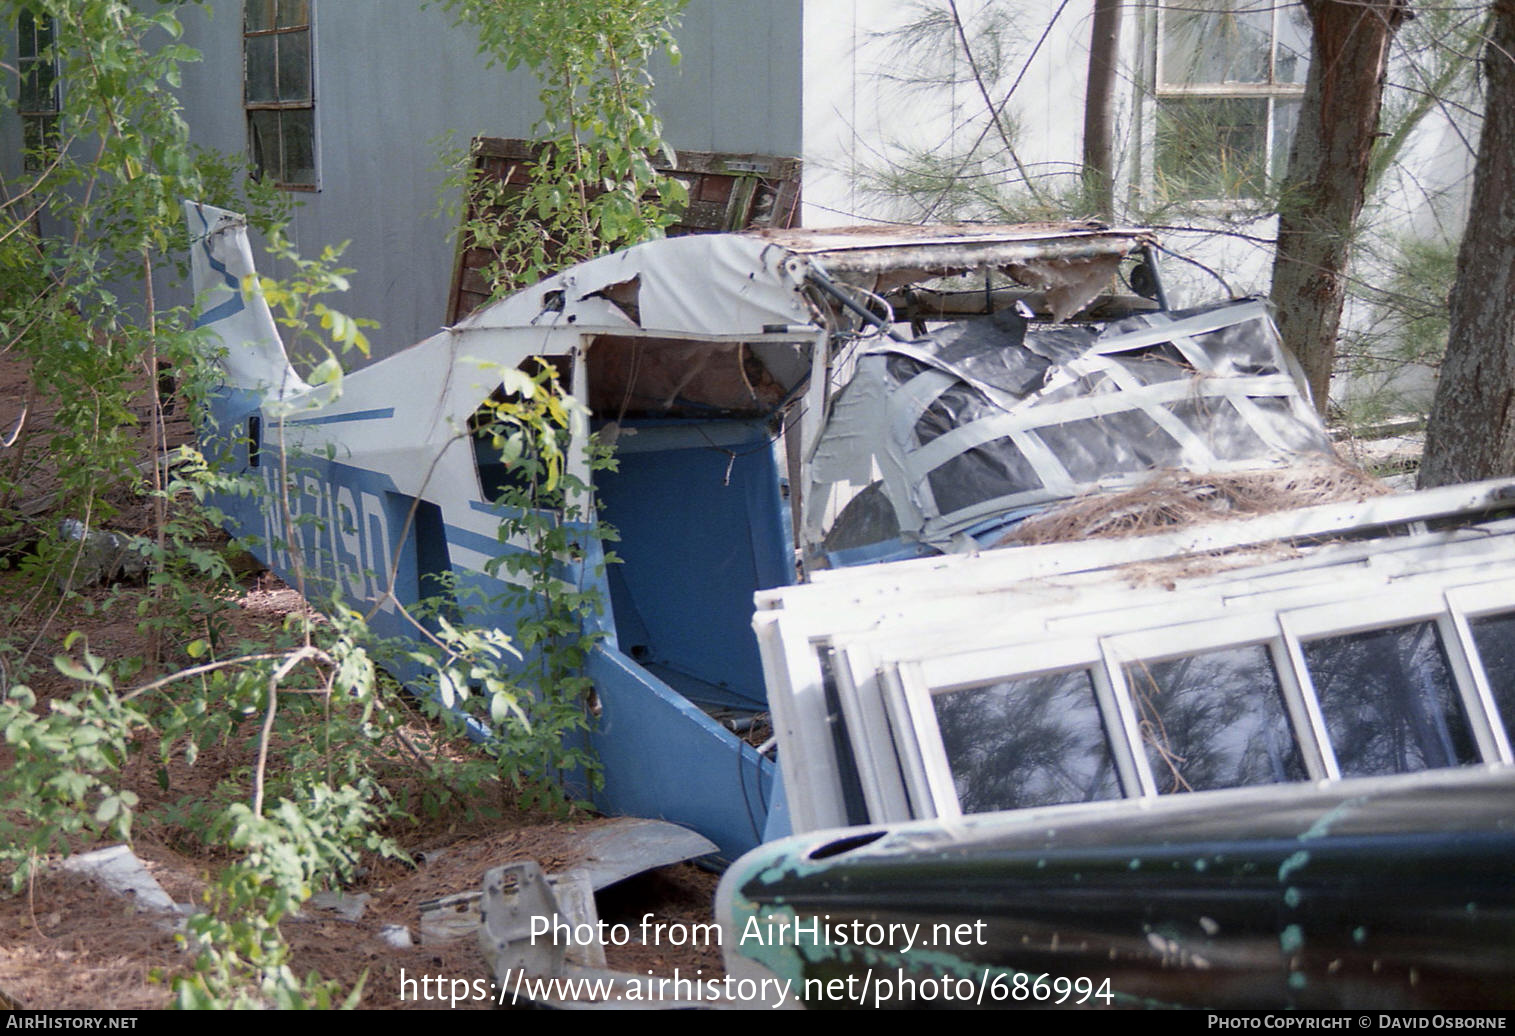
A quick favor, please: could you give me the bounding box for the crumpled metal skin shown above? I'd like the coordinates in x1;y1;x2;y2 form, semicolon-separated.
724;767;1515;1009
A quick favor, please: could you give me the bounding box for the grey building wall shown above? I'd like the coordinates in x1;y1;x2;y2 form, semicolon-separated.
4;1;802;361
179;0;803;360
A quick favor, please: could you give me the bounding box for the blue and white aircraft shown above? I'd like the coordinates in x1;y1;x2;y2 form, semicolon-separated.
187;202;1244;860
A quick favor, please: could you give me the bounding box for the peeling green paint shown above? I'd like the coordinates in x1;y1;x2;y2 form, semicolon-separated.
1284;886;1302;909
1278;849;1310;882
1280;924;1304;954
726;876;1178;1007
1299;797;1366;842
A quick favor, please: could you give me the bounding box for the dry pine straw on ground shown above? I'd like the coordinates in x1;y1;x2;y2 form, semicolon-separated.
0;833;722;1010
0;571;724;1010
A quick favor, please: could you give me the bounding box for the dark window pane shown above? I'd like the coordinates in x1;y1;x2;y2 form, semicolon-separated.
1128;645;1307;793
18;13;58;115
1161;1;1272;86
276;0;309;29
245;34;277;103
277;29;311;101
933;669;1121;813
1304;622;1479;777
33;57;56;109
245;0;274;32
22;115;59;171
248;108;281;181
18;8;37;52
20;61;42;110
1469;612;1515;749
280;109;316;186
1156;96;1269;201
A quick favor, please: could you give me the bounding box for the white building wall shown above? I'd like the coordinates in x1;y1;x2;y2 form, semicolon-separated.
799;2;1475;358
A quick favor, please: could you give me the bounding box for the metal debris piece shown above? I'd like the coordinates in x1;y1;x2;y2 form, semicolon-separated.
56;519;149;592
59;844;180;916
546;869;606;969
309;890;370;921
575;818;718;890
477;861;735;1008
418;890;482;946
477;861;566;979
417;819;715;947
430;866;604;967
378;924;413;949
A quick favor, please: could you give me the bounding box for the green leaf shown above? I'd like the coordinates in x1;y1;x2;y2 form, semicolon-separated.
54;656;96;683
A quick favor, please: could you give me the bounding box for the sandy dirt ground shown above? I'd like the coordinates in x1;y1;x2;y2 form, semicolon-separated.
0;352;725;1010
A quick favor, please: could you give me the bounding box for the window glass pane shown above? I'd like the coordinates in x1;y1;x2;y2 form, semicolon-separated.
1127;645;1307;793
276;0;309;29
932;669;1121;813
18;13;57;114
1161;1;1272;86
277;29;311;101
22;114;60;171
34;57;56;110
245;0;274;32
1468;612;1515;748
280;109;316;186
1271;98;1301;181
245;34;277;103
18;7;37;52
20;61;42;110
1275;4;1312;85
248;108;281;181
1156;96;1268;201
1304;622;1479;777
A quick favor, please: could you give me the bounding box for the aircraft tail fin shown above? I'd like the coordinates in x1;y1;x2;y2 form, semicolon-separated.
184;201;309;398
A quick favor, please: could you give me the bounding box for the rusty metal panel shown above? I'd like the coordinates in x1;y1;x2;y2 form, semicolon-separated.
445;138;802;324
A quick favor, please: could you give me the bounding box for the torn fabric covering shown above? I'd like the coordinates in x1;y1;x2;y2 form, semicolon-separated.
454;233;814;338
808;298;1333;559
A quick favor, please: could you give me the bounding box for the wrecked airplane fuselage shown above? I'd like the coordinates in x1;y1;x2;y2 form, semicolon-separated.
188;205;1353;867
728;471;1515;1007
190;204;1515;1005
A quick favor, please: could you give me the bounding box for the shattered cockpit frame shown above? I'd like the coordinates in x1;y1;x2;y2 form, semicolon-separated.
189;208;1344;864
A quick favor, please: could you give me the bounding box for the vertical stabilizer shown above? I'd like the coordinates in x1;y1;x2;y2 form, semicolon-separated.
184;201;309;399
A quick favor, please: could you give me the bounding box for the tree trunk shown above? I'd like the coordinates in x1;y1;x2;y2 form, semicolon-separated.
1269;0;1408;414
1418;0;1515;488
1082;0;1122;220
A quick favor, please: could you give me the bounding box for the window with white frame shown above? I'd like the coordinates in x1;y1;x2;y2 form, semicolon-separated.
893;566;1515;820
244;0;316;189
764;490;1515;830
17;8;60;172
1152;0;1310;202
